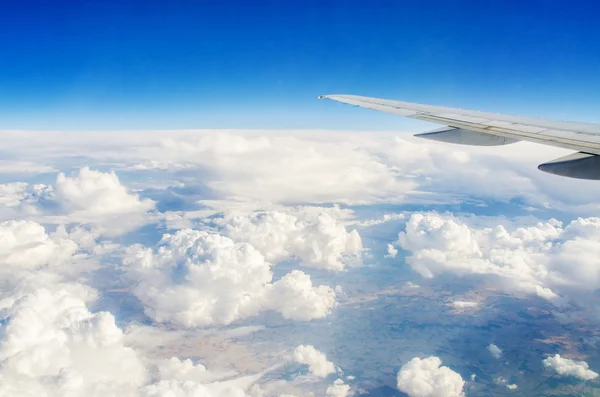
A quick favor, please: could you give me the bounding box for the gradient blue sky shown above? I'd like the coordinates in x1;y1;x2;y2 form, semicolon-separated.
1;0;599;130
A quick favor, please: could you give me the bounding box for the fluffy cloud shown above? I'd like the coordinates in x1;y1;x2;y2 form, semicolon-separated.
55;167;151;214
264;270;336;321
396;356;465;397
326;379;350;397
396;212;600;305
0;182;52;208
0;220;100;315
213;210;362;271
0;288;148;396
0;288;272;397
123;229;336;328
54;167;155;232
0;183;54;220
488;344;502;359
293;345;336;377
0;220;77;269
0;168;155;235
140;357;264;397
542;354;599;380
385;244;398;258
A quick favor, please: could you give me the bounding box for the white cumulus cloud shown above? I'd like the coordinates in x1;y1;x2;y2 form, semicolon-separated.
123;230;336;328
0;288;148;396
543;354;599;380
326;379;350;397
0;220;77;269
293;345;336;378
0;169;156;236
54;167;155;233
265;270;337;321
0;288;273;397
0;182;52;209
488;344;502;359
397;356;465;397
215;210;362;271
396;212;600;305
385;244;398;258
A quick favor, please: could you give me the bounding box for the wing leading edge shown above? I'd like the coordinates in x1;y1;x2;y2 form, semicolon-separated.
319;94;600;180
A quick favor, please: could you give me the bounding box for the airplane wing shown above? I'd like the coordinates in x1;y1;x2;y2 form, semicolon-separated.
319;94;600;180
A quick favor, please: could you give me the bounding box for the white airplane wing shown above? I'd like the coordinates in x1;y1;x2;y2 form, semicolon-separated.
319;94;600;180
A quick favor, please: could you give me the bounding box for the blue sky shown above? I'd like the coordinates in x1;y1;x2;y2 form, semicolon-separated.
1;0;599;130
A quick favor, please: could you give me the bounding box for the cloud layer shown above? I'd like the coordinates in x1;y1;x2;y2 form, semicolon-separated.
2;129;600;396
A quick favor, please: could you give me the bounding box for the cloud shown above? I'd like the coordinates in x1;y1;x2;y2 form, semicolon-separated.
487;344;502;359
123;230;336;328
0;288;148;396
3;129;600;397
0;220;77;269
0;182;53;218
451;301;478;309
385;244;398;258
0;168;156;235
0;288;272;397
0;160;56;174
542;354;599;380
141;357;266;397
395;212;600;305
326;379;350;397
0;220;102;315
214;210;362;271
158;132;416;205
264;270;337;321
494;377;518;390
396;356;465;397
54;167;155;232
293;345;336;378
